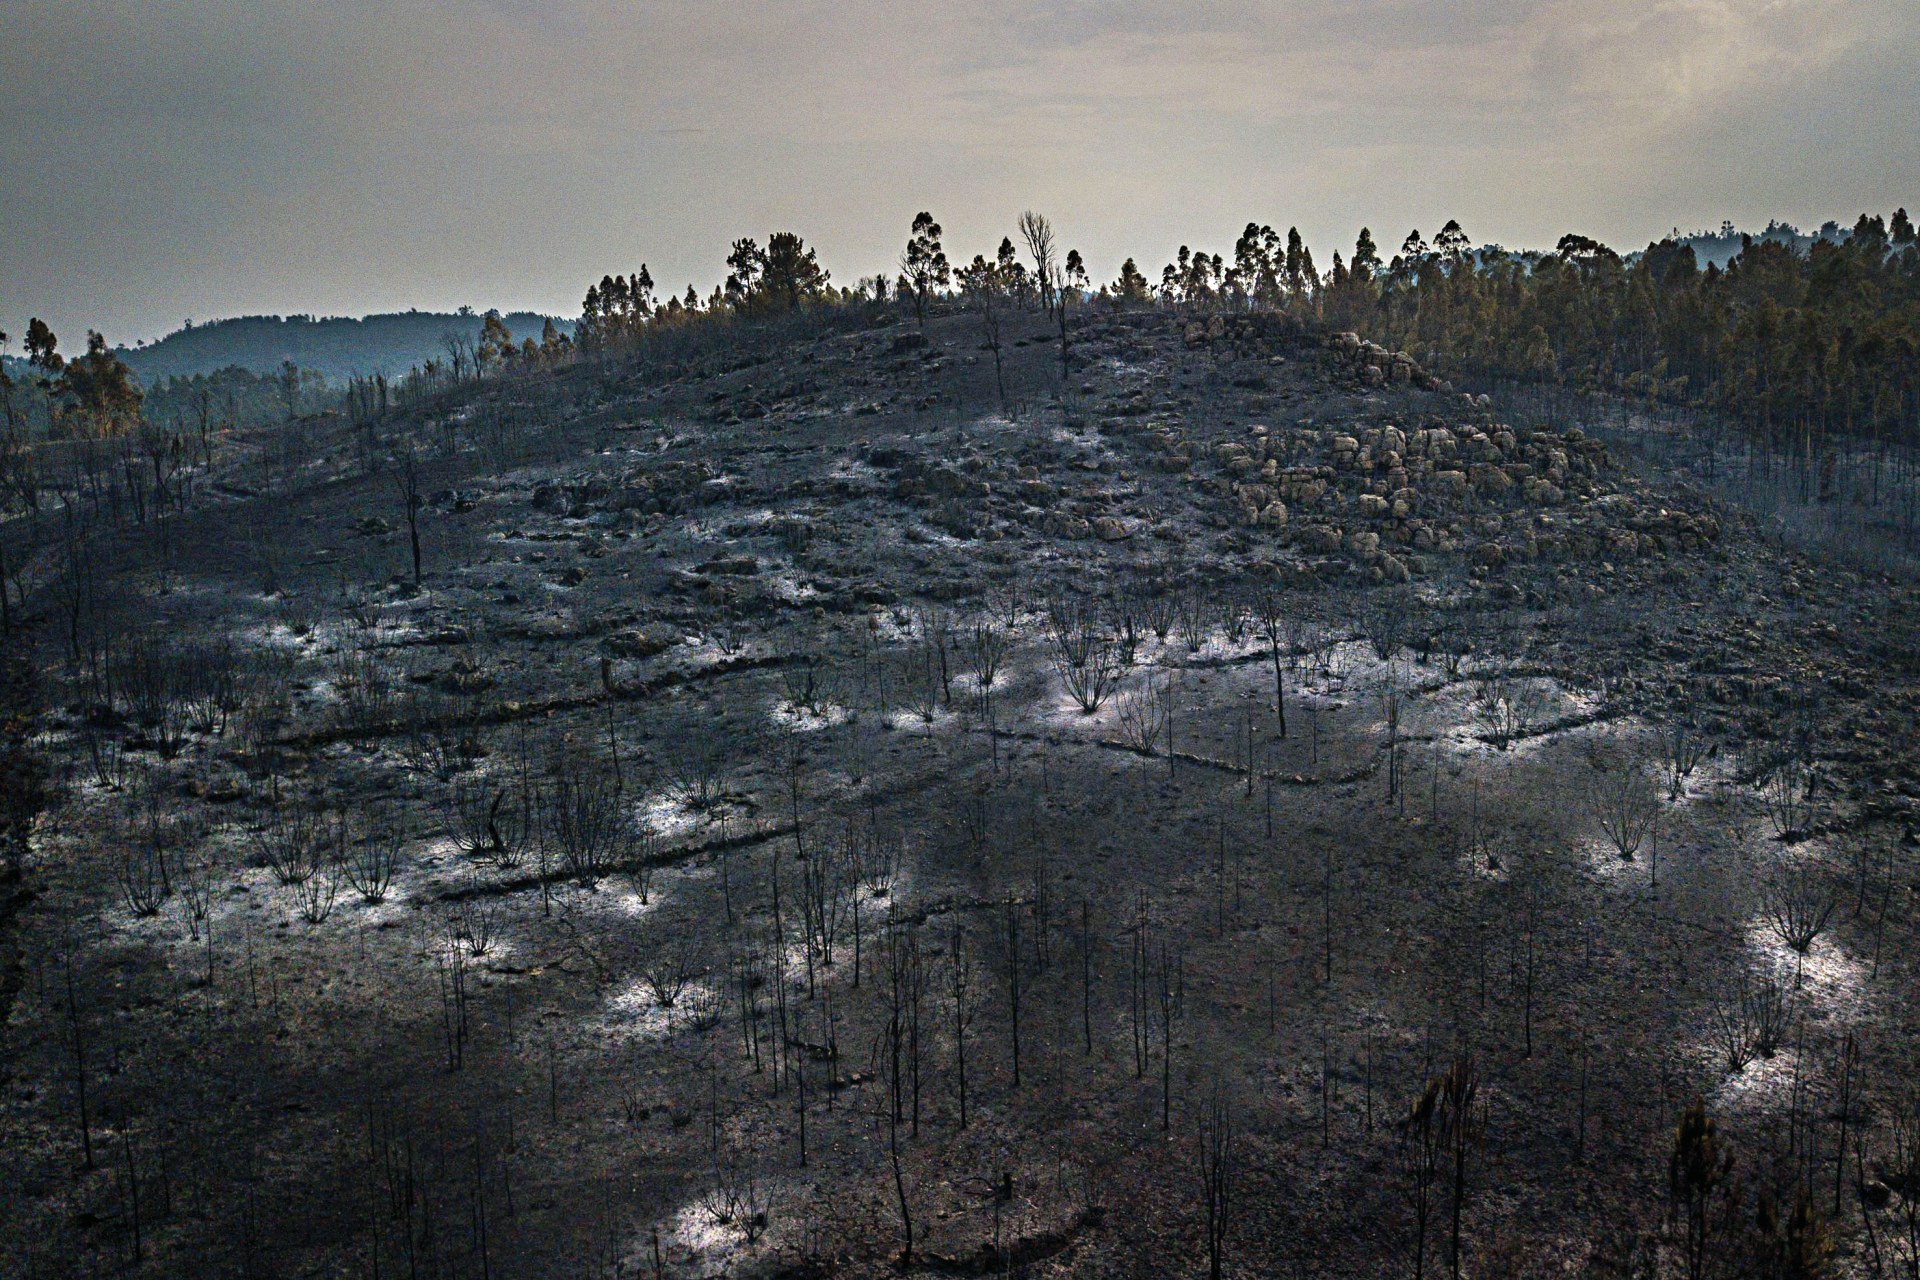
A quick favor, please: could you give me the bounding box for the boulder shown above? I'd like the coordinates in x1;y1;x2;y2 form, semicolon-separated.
1379;553;1410;583
1296;525;1345;554
1471;465;1514;496
1257;501;1289;528
1522;478;1565;505
1358;494;1391;519
1093;517;1134;542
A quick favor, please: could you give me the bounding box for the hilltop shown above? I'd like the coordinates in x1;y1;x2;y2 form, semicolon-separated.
116;309;571;384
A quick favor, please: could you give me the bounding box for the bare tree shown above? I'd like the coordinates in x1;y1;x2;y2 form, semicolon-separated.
958;257;1008;409
949;920;974;1127
1253;589;1291;737
1018;211;1058;318
389;437;424;586
1197;1079;1235;1280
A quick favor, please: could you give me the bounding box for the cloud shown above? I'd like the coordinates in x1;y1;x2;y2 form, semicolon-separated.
0;0;1911;342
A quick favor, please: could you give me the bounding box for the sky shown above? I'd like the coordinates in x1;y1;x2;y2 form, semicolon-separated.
2;0;1915;345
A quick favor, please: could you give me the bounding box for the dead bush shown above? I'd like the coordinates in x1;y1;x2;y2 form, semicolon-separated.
1583;743;1661;861
112;841;168;916
338;817;403;903
445;777;529;865
1759;755;1820;841
642;940;701;1008
293;866;339;924
1116;672;1170;754
1472;675;1551;750
1711;960;1793;1072
546;758;648;883
251;804;326;886
1763;859;1838;955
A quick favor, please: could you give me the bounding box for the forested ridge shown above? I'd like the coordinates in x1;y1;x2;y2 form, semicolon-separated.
1322;213;1920;465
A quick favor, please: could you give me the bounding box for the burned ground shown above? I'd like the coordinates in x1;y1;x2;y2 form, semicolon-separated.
3;305;1919;1278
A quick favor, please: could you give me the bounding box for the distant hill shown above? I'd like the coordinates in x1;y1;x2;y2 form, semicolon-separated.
117;310;573;385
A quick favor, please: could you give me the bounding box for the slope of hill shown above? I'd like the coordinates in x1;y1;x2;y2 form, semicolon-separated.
118;309;572;383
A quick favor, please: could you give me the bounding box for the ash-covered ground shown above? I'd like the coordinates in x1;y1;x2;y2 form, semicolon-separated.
5;306;1919;1278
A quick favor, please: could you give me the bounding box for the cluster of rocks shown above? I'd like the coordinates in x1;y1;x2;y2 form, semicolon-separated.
1323;331;1449;391
1179;311;1311;354
1182;417;1723;582
527;458;728;525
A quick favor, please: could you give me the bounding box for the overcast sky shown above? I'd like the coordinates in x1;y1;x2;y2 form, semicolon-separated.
2;0;1914;344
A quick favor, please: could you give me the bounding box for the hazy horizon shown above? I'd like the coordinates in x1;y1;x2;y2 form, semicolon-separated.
3;0;1914;347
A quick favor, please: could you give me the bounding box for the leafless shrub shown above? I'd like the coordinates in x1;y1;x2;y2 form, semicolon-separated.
1048;598;1120;713
114;635;192;757
1760;755;1820;841
1361;588;1416;663
1117;672;1171;754
901;641;941;724
395;690;484;782
1174;591;1211;650
664;719;744;813
642;942;700;1008
178;854;215;940
1138;590;1178;644
682;982;725;1033
1583;743;1661;861
1711;960;1794;1072
293;866;339;924
338;820;403;903
546;758;651;883
1309;625;1343;679
970;617;1006;701
1763;859;1839;955
112;841;168;916
179;636;252;735
546;762;620;882
781;646;827;714
342;585;384;634
1218;596;1250;647
79;720;128;790
706;1148;771;1242
445;778;527;864
1057;641;1120;714
329;648;395;733
445;892;499;957
857;826;902;897
1472;675;1550;750
252;805;325;885
1660;716;1713;799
